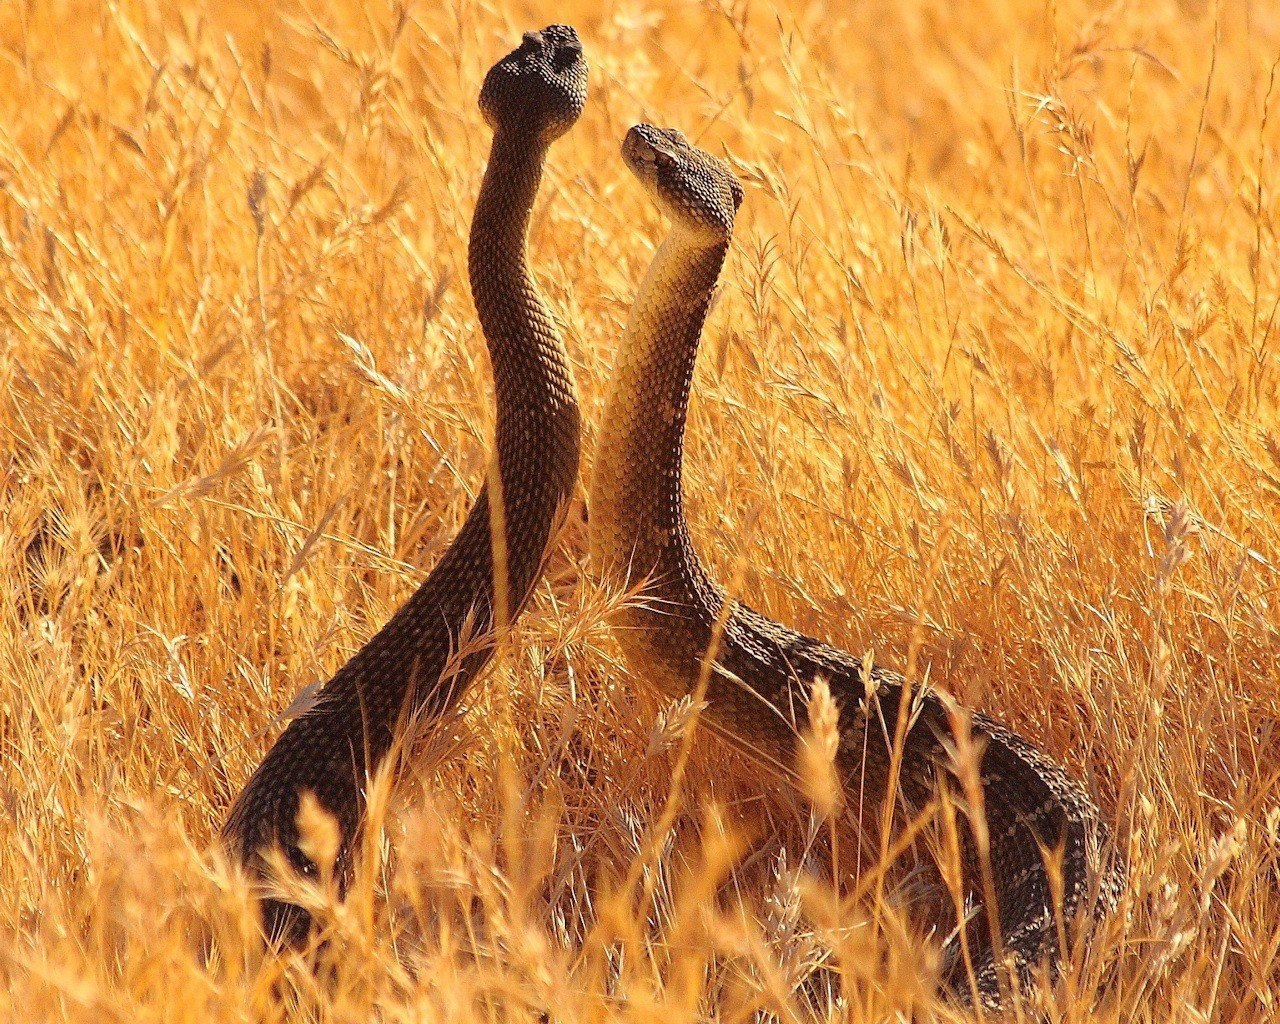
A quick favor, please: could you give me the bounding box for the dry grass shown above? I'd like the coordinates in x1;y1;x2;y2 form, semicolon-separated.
2;0;1279;1019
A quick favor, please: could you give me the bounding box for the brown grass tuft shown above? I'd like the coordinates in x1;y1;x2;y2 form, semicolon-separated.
2;0;1279;1019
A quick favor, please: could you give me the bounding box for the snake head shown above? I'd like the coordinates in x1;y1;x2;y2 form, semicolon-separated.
221;722;361;946
622;124;744;244
479;25;588;144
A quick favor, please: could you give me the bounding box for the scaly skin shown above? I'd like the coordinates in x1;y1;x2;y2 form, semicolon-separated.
223;26;588;943
590;124;1122;1007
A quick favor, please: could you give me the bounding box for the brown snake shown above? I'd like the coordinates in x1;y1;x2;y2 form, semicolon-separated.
590;125;1122;1007
222;26;587;941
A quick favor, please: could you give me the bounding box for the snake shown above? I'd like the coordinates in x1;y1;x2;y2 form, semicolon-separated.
589;124;1122;1007
222;25;587;942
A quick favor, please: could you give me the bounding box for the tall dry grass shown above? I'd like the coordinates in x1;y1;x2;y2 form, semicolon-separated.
1;0;1278;1019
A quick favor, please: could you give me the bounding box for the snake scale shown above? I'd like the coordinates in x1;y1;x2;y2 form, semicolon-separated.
222;26;587;941
589;124;1122;1006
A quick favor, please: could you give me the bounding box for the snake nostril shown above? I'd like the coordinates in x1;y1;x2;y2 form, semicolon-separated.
521;30;542;50
622;130;652;165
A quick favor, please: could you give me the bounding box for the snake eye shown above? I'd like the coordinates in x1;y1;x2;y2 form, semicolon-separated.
654;150;676;169
551;40;581;71
285;843;319;878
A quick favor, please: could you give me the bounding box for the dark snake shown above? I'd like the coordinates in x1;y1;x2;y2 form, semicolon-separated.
589;124;1123;1007
222;25;587;942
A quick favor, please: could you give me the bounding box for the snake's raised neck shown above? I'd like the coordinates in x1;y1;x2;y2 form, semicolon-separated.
470;130;571;410
591;228;726;609
590;123;1119;1008
223;25;587;942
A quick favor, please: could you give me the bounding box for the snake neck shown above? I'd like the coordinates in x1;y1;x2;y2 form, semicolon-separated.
470;132;577;418
342;127;580;734
590;231;726;611
223;125;580;898
465;129;581;622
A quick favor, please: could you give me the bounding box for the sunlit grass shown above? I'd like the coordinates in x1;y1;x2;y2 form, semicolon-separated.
2;0;1278;1019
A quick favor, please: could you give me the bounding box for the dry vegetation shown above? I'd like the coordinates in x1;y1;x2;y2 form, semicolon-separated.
2;0;1280;1019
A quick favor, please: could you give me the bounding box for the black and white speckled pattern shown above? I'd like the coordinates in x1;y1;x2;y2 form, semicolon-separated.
591;124;1123;1008
222;25;587;943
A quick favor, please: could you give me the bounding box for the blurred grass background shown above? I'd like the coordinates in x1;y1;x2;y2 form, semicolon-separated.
2;0;1279;1019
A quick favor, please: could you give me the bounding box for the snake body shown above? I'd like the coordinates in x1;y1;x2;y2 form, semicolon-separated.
222;26;587;940
590;125;1120;1006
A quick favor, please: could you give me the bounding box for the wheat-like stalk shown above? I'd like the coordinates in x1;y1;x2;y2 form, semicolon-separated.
1;0;1278;1019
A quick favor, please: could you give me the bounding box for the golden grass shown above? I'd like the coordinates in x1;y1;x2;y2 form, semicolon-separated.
2;0;1279;1018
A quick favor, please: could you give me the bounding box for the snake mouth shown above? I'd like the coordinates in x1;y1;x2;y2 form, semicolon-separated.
621;125;663;181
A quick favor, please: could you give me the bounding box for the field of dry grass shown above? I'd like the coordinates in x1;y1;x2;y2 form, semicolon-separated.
3;0;1280;1018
